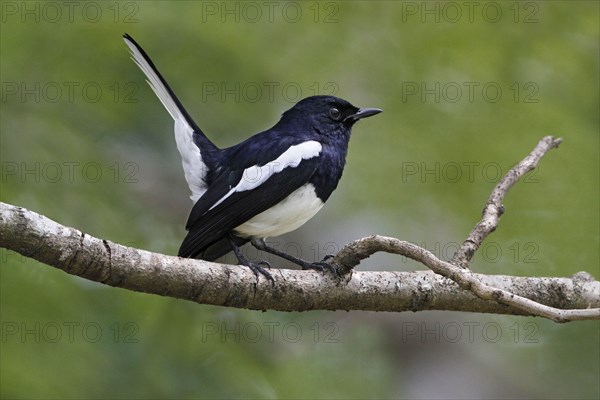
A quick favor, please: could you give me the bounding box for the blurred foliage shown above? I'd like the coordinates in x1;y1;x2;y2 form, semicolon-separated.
1;1;598;399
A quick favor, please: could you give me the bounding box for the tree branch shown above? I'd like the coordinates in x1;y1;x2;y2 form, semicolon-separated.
332;235;599;322
330;136;599;322
1;202;599;319
1;136;598;322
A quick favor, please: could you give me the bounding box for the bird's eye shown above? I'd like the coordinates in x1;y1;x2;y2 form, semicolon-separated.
329;107;342;121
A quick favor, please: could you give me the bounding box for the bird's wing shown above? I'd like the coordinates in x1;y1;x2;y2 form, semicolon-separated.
178;141;322;258
123;34;217;202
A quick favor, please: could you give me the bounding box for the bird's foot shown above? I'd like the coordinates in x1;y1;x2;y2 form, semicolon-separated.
244;260;274;284
230;235;274;284
250;239;339;275
302;255;338;275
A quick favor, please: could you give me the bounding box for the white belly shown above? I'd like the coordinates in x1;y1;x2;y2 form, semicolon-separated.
234;184;324;238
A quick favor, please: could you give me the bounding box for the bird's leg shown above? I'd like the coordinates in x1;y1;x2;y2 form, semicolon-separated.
228;234;274;284
251;239;337;274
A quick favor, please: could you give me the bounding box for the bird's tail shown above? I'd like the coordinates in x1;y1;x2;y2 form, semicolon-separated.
123;33;218;202
180;236;249;261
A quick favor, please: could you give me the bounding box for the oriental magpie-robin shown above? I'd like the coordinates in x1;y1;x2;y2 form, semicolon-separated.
123;34;382;281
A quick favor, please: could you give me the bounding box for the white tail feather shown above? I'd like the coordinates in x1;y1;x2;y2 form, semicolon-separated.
123;35;209;202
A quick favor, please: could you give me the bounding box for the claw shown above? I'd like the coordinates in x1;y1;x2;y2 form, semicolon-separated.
303;263;324;272
302;259;338;275
247;260;274;284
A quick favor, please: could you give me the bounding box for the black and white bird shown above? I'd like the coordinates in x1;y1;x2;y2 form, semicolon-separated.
123;34;382;281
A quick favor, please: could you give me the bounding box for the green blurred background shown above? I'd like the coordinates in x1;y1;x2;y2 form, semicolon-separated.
1;1;598;398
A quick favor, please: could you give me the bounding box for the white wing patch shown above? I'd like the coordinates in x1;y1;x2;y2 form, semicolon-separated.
123;37;208;202
209;141;322;211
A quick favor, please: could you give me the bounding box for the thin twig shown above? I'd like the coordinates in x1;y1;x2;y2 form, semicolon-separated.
451;136;563;268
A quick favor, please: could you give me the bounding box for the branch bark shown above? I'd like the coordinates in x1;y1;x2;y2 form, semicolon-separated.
1;136;599;322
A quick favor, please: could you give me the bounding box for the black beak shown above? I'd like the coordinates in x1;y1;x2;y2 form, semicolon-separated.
344;107;383;123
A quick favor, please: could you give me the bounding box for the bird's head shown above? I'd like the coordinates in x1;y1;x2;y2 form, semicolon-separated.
279;95;382;140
